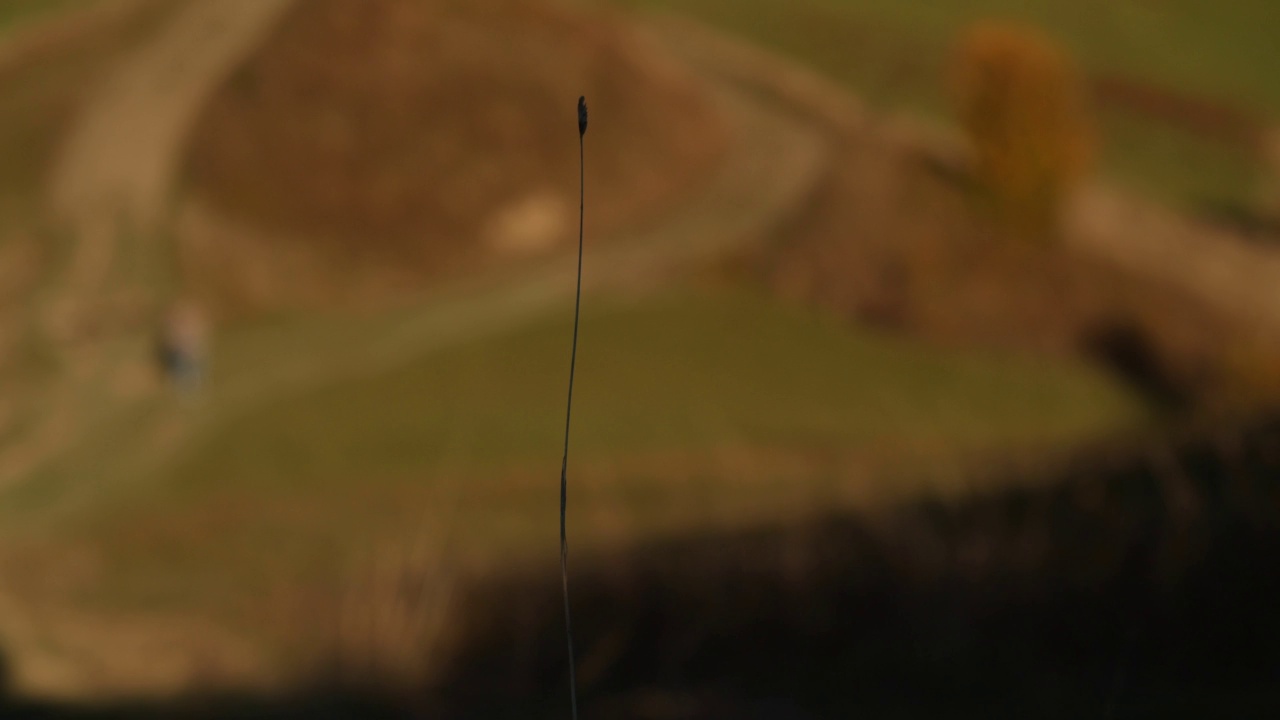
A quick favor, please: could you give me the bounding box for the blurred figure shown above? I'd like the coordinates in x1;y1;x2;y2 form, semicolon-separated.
156;299;209;397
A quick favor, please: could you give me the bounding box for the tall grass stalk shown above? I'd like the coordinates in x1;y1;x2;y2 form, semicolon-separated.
558;94;588;720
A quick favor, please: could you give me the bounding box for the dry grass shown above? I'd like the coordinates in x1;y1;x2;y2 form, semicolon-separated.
73;411;1259;718
0;0;164;208
948;20;1094;238
281;531;467;695
4;413;1280;716
410;412;1280;718
184;0;728;282
717;87;1257;412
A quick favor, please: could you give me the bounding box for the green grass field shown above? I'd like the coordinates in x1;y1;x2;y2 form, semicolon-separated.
174;289;1146;486
0;0;1190;681
39;286;1149;629
606;0;1274;210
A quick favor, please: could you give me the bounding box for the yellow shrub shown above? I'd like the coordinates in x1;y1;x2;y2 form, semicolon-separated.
949;21;1095;238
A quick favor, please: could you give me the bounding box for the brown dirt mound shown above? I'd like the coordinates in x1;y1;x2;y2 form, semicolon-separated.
183;0;727;276
718;112;1248;412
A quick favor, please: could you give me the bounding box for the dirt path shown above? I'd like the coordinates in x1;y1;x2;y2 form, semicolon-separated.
0;0;298;490
1065;184;1280;337
645;19;1280;347
45;31;832;524
0;3;832;516
0;5;832;700
0;0;299;699
43;0;296;341
170;15;833;438
10;2;1277;701
47;0;296;236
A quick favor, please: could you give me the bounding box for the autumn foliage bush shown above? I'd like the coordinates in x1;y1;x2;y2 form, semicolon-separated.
949;21;1095;238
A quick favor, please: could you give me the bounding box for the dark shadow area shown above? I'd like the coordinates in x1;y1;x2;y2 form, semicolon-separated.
4;413;1280;719
1080;318;1196;414
1196;198;1280;245
437;412;1280;719
0;691;420;720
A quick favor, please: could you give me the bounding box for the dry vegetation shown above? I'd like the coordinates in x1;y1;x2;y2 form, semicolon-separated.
948;20;1094;238
10;410;1272;719
721;94;1244;412
419;412;1280;719
2;3;1279;715
687;15;1280;415
184;0;727;283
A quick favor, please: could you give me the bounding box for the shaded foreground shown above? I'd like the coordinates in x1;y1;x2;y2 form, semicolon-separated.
6;412;1280;719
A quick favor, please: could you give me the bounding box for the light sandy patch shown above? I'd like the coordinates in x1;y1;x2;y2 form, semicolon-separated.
47;0;299;235
482;189;573;258
1065;183;1280;340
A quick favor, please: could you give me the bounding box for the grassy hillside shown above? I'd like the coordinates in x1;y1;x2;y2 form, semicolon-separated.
0;0;1221;692
184;0;727;280
36;286;1149;633
176;289;1146;483
607;0;1274;209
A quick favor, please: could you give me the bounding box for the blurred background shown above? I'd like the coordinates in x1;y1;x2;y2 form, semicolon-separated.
0;0;1278;717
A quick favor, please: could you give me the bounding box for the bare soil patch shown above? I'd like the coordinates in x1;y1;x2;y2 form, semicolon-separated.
184;0;728;286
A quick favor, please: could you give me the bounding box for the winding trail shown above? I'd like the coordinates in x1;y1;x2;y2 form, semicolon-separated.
1;0;298;492
42;0;296;343
0;3;831;700
7;1;1279;701
47;0;296;236
2;0;300;698
15;20;831;528
1065;184;1280;336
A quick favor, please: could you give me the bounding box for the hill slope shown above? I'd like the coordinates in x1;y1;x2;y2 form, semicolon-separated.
185;0;728;278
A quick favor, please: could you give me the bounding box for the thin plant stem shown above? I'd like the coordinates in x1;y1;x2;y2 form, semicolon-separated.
559;95;588;720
